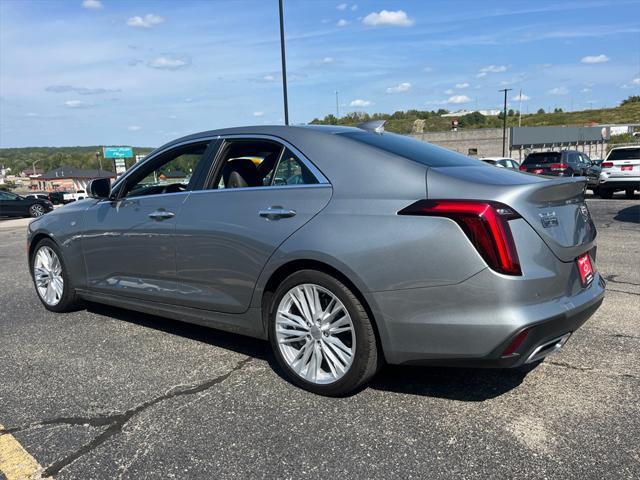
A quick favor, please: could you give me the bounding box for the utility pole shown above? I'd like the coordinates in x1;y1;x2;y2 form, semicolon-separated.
95;151;102;171
518;88;523;127
278;0;289;125
499;88;512;157
335;91;339;118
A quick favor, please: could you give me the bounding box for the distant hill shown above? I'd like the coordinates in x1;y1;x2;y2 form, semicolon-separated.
309;96;640;134
1;97;639;174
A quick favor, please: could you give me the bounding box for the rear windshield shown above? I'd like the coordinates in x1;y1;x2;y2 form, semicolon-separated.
523;152;561;165
607;148;640;160
339;131;479;167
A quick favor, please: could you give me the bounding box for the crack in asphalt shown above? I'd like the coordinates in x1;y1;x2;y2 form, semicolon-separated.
609;333;640;340
604;274;640;287
546;360;594;372
0;357;252;477
606;288;640;297
546;360;639;381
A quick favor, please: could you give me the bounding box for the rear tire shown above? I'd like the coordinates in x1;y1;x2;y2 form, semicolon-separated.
30;238;81;312
599;189;613;199
268;270;379;396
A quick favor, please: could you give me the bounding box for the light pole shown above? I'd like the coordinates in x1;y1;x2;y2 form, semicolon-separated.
32;159;42;176
499;88;512;157
95;151;103;171
335;90;339;118
278;0;289;125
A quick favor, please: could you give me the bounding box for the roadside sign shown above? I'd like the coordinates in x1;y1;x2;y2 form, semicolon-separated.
135;155;146;163
103;147;133;159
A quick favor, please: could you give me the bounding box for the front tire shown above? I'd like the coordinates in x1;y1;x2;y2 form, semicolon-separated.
269;270;379;396
31;239;81;312
29;204;46;217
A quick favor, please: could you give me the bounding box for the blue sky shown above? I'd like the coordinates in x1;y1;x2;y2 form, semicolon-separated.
1;0;639;147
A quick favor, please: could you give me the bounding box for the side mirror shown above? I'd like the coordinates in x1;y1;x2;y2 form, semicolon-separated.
88;178;111;199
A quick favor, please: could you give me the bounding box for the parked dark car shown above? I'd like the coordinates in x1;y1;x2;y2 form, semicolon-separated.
48;191;67;205
26;124;604;396
0;190;54;217
520;150;600;187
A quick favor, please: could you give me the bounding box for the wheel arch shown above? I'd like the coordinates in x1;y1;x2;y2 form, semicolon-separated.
28;232;57;263
260;258;387;363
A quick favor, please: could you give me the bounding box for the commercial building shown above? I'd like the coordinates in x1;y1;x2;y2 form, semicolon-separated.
32;166;116;192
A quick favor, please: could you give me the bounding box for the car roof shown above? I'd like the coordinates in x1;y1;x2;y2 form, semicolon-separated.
608;145;640;150
480;157;512;161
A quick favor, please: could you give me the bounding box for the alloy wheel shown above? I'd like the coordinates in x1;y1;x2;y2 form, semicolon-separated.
30;204;46;217
33;246;64;306
275;283;355;384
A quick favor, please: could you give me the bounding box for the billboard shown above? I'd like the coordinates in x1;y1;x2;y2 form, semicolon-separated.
103;147;134;159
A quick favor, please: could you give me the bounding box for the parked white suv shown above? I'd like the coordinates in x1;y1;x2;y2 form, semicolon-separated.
596;146;640;198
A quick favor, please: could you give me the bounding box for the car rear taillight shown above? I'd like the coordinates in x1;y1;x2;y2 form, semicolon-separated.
399;200;522;275
502;329;529;356
549;163;569;171
601;161;613;168
519;165;527;171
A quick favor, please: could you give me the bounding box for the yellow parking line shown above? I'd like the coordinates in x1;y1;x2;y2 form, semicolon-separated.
0;424;46;480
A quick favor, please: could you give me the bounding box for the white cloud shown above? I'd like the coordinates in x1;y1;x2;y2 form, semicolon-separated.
337;3;348;10
448;95;471;104
64;100;92;108
455;82;470;89
128;125;142;131
46;84;119;95
549;87;569;95
147;56;191;70
386;82;411;93
513;93;530;101
362;10;414;27
262;74;276;82
476;65;507;77
337;19;350;27
351;4;358;11
444;89;454;95
127;14;164;28
253;111;264;117
82;0;103;10
632;77;640;85
349;99;373;107
581;87;592;93
581;54;609;64
318;57;336;64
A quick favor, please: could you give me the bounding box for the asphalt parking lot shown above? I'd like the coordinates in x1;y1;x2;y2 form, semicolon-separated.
1;197;638;479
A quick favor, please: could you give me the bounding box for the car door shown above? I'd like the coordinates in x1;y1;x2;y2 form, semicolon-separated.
174;136;332;313
81;139;218;303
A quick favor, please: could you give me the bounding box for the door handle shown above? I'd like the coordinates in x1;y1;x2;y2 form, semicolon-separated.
259;206;296;220
148;210;175;221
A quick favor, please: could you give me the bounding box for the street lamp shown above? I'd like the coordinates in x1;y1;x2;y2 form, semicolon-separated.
95;151;103;171
32;159;42;176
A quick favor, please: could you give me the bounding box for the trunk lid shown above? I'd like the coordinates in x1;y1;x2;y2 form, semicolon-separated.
427;166;595;262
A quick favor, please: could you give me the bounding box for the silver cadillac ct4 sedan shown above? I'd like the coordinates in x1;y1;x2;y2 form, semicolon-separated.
27;123;604;396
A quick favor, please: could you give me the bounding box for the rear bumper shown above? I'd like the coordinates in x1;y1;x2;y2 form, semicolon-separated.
371;270;605;368
598;172;640;189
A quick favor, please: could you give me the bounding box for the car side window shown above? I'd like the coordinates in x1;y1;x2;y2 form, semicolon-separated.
211;140;319;189
272;148;319;186
0;191;17;200
122;142;210;198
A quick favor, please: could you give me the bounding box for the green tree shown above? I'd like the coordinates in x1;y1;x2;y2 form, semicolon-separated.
537;108;546;114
